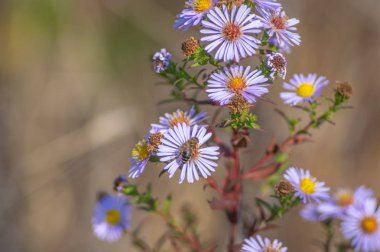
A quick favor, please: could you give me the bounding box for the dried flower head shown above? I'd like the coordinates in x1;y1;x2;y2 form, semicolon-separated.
147;132;164;153
182;37;200;57
216;0;244;8
228;94;250;114
274;180;295;198
334;81;353;99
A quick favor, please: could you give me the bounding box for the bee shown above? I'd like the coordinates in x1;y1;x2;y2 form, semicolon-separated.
179;137;199;163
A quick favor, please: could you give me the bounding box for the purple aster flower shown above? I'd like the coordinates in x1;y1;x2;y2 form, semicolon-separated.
174;0;217;30
157;123;219;184
341;198;380;252
129;128;164;179
92;195;131;242
284;167;330;204
129;139;150;179
152;48;172;73
200;5;262;62
280;73;329;106
258;8;300;47
318;186;374;220
241;235;287;252
252;0;281;14
151;106;208;134
206;65;269;105
266;52;287;79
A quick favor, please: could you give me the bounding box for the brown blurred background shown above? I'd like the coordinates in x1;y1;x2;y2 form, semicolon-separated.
1;0;380;251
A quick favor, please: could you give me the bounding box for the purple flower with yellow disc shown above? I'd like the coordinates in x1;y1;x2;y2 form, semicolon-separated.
206;65;269;105
284;167;330;203
341;198;380;251
280;74;329;106
175;0;217;30
92;195;131;242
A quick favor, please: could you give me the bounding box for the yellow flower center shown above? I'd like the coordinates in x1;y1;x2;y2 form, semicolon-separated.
169;112;190;128
300;178;316;195
194;0;212;13
132;141;149;161
296;83;315;98
105;210;121;225
227;77;246;93
361;217;378;234
336;193;354;207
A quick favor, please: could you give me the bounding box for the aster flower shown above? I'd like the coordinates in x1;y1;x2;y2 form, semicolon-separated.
252;0;281;13
206;65;269;105
129;139;150;179
258;8;300;47
284;167;330;203
152;48;172;73
266;52;287;79
280;74;329;106
92;195;131;242
341;198;380;252
129;128;164;179
200;4;262;62
241;235;287;252
157;123;219;184
175;0;217;30
151;106;208;134
318;186;374;219
300;203;329;222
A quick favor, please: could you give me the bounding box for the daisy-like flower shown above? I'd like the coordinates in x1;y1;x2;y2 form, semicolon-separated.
266;52;287;79
151;106;208;134
280;74;329;106
92;195;131;242
300;203;329;222
318;186;374;220
157;123;219;184
200;4;262;62
206;65;269;105
152;48;172;73
341;198;380;252
175;0;217;30
284;167;330;203
241;235;287;252
258;8;300;47
129;128;164;179
252;0;281;13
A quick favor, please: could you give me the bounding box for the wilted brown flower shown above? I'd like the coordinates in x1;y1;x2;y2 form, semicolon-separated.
228;94;249;114
147;132;164;153
181;37;200;57
274;180;295;198
216;0;244;8
334;81;353;99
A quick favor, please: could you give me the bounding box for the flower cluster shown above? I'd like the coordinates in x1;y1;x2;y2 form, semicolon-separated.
90;0;360;250
300;186;380;251
128;107;219;184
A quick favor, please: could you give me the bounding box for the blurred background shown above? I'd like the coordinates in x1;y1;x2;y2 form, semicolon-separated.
1;0;380;251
